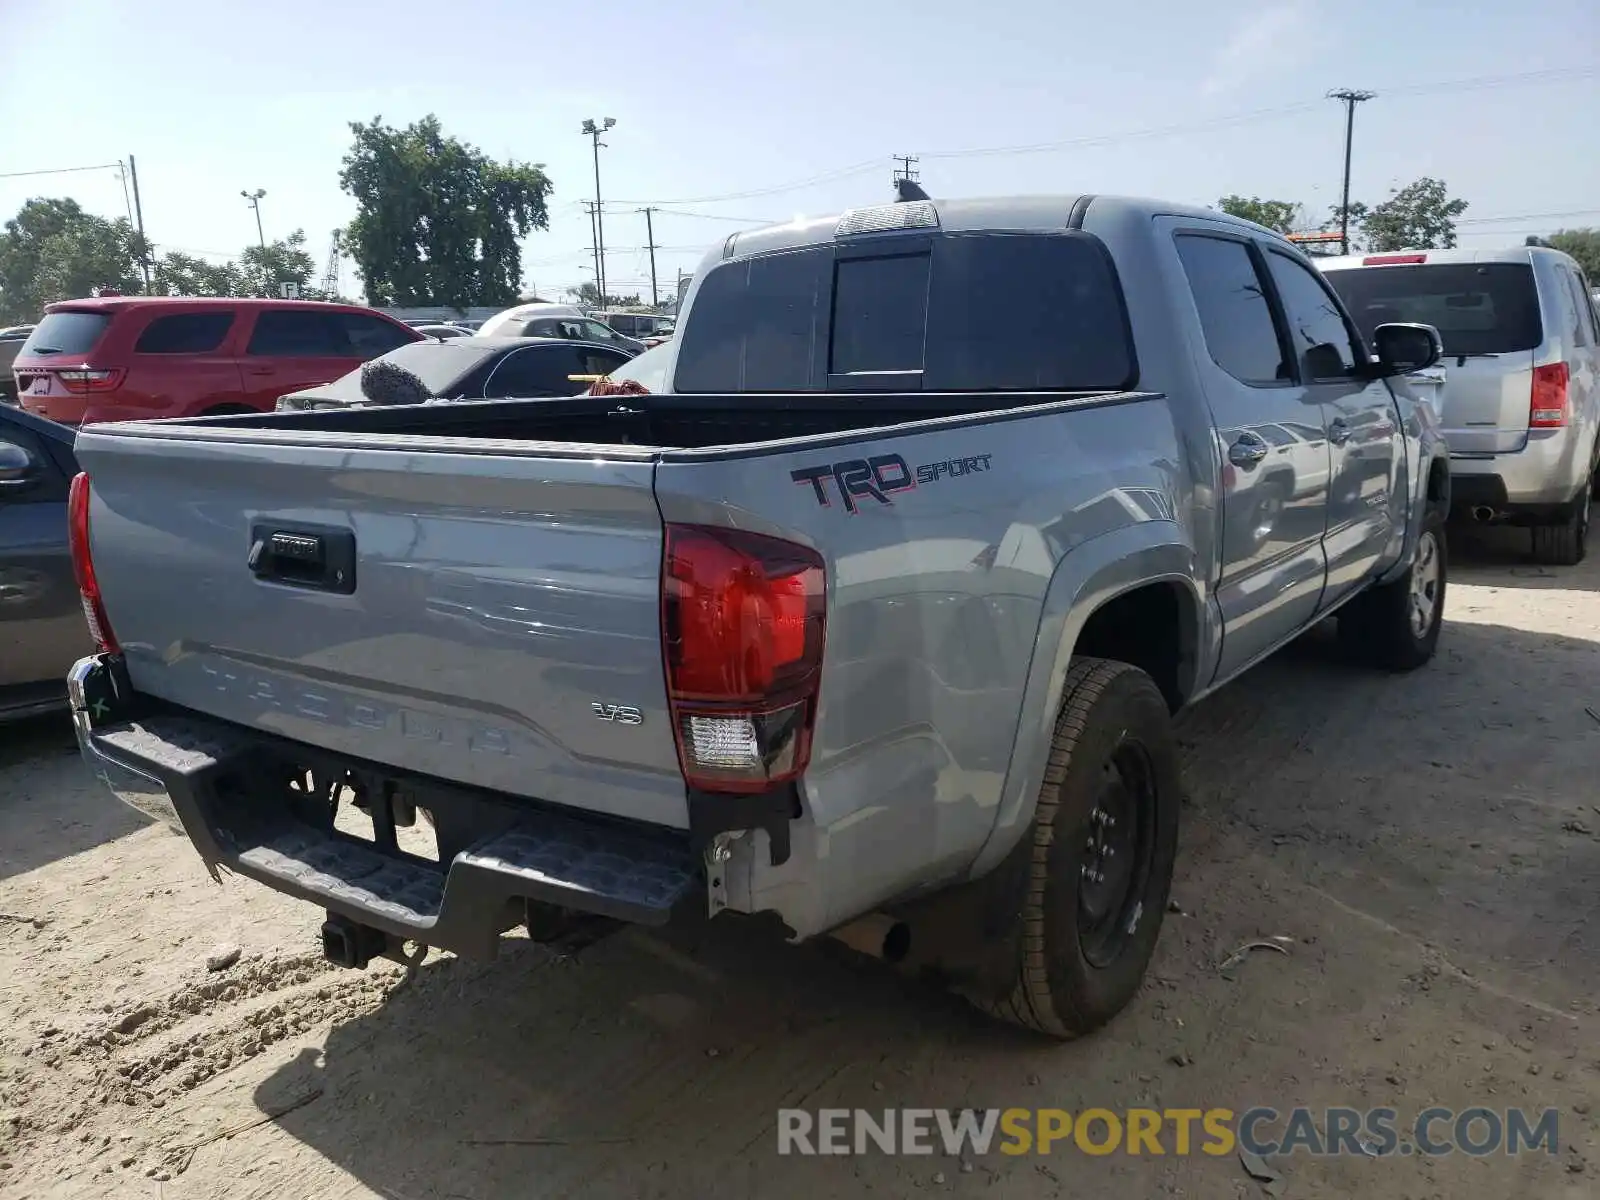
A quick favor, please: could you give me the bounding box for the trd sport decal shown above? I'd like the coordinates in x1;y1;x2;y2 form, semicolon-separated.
790;452;994;513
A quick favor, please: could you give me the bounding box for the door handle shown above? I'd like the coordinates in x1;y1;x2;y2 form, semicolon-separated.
1228;434;1269;469
245;366;274;376
1327;420;1351;447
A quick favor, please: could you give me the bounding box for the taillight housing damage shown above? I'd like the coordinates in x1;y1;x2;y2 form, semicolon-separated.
1530;362;1570;428
68;472;120;654
662;524;825;794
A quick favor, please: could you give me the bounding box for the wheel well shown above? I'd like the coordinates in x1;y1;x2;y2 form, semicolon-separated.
1071;582;1193;713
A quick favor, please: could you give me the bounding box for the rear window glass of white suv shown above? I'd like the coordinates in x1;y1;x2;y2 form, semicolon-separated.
1322;262;1542;356
22;311;111;356
674;231;1136;392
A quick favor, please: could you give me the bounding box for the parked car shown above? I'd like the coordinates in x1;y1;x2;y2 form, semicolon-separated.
411;323;474;340
594;310;675;342
0;403;92;721
1320;245;1600;563
65;194;1448;1039
14;298;423;426
276;337;635;410
0;328;32;404
473;303;585;338
480;308;645;355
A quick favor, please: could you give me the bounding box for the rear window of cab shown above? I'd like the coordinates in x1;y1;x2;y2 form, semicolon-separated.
673;231;1137;393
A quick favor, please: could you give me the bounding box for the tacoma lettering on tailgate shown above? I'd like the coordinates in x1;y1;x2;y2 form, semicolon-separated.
791;452;993;513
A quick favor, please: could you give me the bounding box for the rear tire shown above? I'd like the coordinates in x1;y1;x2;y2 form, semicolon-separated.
1530;481;1590;566
979;659;1181;1039
1338;507;1446;671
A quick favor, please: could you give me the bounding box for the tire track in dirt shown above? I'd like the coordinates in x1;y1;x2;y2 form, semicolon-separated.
74;951;400;1106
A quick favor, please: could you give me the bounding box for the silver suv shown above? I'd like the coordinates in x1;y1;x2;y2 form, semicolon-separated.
1320;245;1600;563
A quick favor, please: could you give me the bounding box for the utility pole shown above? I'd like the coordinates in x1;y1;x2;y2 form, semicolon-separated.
581;200;603;304
581;118;616;303
892;154;920;186
1327;90;1375;255
241;188;267;250
127;155;150;292
640;207;660;307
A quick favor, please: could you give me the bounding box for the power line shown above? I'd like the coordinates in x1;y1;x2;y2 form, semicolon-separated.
603;63;1598;208
1456;208;1600;225
605;158;883;206
0;162;121;181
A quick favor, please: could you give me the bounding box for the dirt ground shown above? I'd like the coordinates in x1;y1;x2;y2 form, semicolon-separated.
2;525;1597;1200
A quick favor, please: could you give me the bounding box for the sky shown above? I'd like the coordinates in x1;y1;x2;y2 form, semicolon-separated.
1;0;1596;306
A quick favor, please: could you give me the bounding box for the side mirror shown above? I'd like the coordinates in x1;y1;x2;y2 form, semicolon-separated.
0;439;41;493
1371;323;1443;377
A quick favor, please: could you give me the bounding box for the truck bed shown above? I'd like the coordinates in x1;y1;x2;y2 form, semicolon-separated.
115;389;1152;455
71;385;1167;849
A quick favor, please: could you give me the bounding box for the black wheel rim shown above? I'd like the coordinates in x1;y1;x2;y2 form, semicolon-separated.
1077;740;1159;969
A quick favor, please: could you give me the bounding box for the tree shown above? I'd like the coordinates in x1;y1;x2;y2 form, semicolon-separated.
1323;201;1371;251
236;229;318;298
1548;229;1600;281
567;281;640;307
153;252;241;298
1217;195;1301;235
153;230;320;299
339;115;552;307
0;198;147;322
1359;178;1468;252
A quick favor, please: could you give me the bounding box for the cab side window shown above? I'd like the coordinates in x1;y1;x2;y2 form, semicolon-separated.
1263;250;1360;380
1174;234;1289;387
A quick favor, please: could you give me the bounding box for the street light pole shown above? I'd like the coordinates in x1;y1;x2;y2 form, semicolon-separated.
241;188;266;250
1328;90;1375;256
581;118;615;304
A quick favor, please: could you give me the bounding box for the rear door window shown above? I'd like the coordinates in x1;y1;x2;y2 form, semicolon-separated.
246;310;344;356
134;311;234;354
1320;262;1542;356
482;346;583;397
1174;235;1290;386
22;311;111;357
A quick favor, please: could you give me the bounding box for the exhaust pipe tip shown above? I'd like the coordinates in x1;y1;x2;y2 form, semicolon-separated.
1472;505;1496;523
829;913;912;965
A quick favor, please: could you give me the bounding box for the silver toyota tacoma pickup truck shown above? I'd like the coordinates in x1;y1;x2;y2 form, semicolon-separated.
66;195;1451;1038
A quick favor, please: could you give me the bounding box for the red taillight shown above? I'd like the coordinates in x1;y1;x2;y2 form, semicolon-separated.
68;473;119;653
662;525;825;794
1362;254;1427;266
57;369;124;394
1530;363;1570;428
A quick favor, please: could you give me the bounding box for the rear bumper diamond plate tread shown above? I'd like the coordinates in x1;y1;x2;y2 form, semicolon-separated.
74;686;698;957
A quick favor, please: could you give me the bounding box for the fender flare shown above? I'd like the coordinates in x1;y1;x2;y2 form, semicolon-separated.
964;522;1203;880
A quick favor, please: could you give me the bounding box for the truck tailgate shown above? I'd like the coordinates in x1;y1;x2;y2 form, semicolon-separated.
73;429;688;829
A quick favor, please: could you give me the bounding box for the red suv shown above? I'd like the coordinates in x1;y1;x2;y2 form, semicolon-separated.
15;297;423;425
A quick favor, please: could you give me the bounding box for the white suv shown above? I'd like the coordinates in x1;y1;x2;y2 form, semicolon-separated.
1320;245;1600;564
